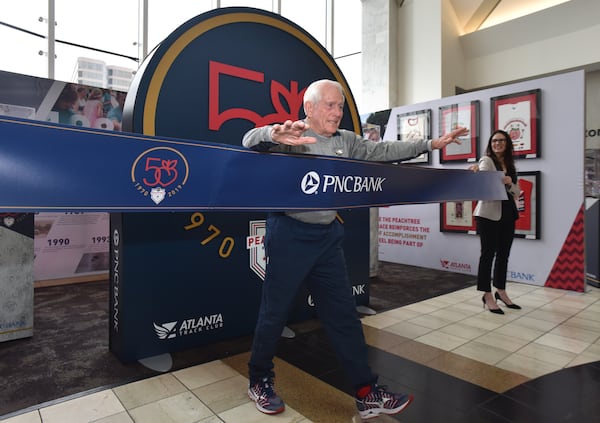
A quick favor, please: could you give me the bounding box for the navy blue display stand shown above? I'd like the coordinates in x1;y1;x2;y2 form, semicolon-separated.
109;210;369;362
108;8;372;363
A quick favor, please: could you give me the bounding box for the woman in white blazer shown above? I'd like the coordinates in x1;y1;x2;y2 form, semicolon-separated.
472;130;521;314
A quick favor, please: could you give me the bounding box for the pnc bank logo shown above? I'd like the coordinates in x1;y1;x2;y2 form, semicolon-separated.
301;171;320;194
300;171;385;195
131;147;189;205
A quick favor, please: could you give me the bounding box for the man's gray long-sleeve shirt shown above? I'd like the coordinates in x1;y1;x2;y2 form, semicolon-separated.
242;125;433;224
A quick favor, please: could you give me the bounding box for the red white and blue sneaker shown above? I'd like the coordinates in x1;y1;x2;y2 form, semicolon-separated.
248;377;285;415
355;384;413;420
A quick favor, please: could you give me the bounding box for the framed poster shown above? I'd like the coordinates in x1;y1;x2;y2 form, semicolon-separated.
396;109;431;164
515;171;541;239
440;200;477;233
491;89;541;159
362;122;382;142
438;101;479;163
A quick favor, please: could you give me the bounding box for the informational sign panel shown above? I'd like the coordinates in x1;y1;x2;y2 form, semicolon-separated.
0;213;34;342
34;213;109;281
0;70;126;283
379;71;586;292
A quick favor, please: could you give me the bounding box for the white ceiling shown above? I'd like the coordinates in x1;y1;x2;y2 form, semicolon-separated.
449;0;571;33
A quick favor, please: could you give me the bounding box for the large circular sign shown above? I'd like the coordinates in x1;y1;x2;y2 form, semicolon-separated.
122;7;361;145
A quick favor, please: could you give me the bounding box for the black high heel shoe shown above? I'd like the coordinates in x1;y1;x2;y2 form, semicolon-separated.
495;292;521;310
482;295;504;314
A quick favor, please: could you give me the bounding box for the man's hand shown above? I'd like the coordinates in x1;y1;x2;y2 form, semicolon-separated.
270;120;317;145
431;126;469;150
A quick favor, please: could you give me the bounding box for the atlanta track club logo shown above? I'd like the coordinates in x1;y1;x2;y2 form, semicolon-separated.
153;314;224;340
440;259;472;272
153;321;177;339
130;147;189;205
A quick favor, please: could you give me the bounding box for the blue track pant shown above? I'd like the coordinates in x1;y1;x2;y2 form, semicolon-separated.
248;214;377;389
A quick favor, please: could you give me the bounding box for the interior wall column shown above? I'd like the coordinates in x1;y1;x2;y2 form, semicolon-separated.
361;0;398;277
394;0;443;104
361;0;398;112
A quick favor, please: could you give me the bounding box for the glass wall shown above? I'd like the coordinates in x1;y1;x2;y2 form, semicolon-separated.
0;0;364;110
0;0;48;78
281;0;328;48
53;0;139;82
147;2;215;54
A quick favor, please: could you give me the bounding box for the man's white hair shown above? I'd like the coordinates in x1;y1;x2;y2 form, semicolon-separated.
303;79;345;113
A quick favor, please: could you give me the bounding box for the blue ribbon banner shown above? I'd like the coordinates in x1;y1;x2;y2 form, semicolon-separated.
0;116;506;212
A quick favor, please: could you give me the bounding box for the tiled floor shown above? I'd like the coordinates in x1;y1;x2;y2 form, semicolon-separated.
2;283;600;422
362;283;600;380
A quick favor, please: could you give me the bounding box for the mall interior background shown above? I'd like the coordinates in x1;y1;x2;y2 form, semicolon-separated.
1;0;600;421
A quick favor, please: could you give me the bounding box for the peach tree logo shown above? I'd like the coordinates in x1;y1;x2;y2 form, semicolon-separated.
131;147;189;204
208;61;306;130
503;118;528;151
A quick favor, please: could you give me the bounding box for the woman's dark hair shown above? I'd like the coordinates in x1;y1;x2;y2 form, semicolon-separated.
485;129;516;182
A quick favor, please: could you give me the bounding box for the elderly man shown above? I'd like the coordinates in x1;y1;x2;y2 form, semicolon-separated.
242;79;467;420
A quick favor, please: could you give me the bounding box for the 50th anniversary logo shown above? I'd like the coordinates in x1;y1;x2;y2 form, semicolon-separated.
131;147;190;204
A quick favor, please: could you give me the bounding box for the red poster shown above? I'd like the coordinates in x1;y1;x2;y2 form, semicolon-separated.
516;178;533;231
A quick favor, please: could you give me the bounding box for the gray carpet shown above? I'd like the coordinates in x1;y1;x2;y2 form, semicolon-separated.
368;261;475;311
0;261;473;418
